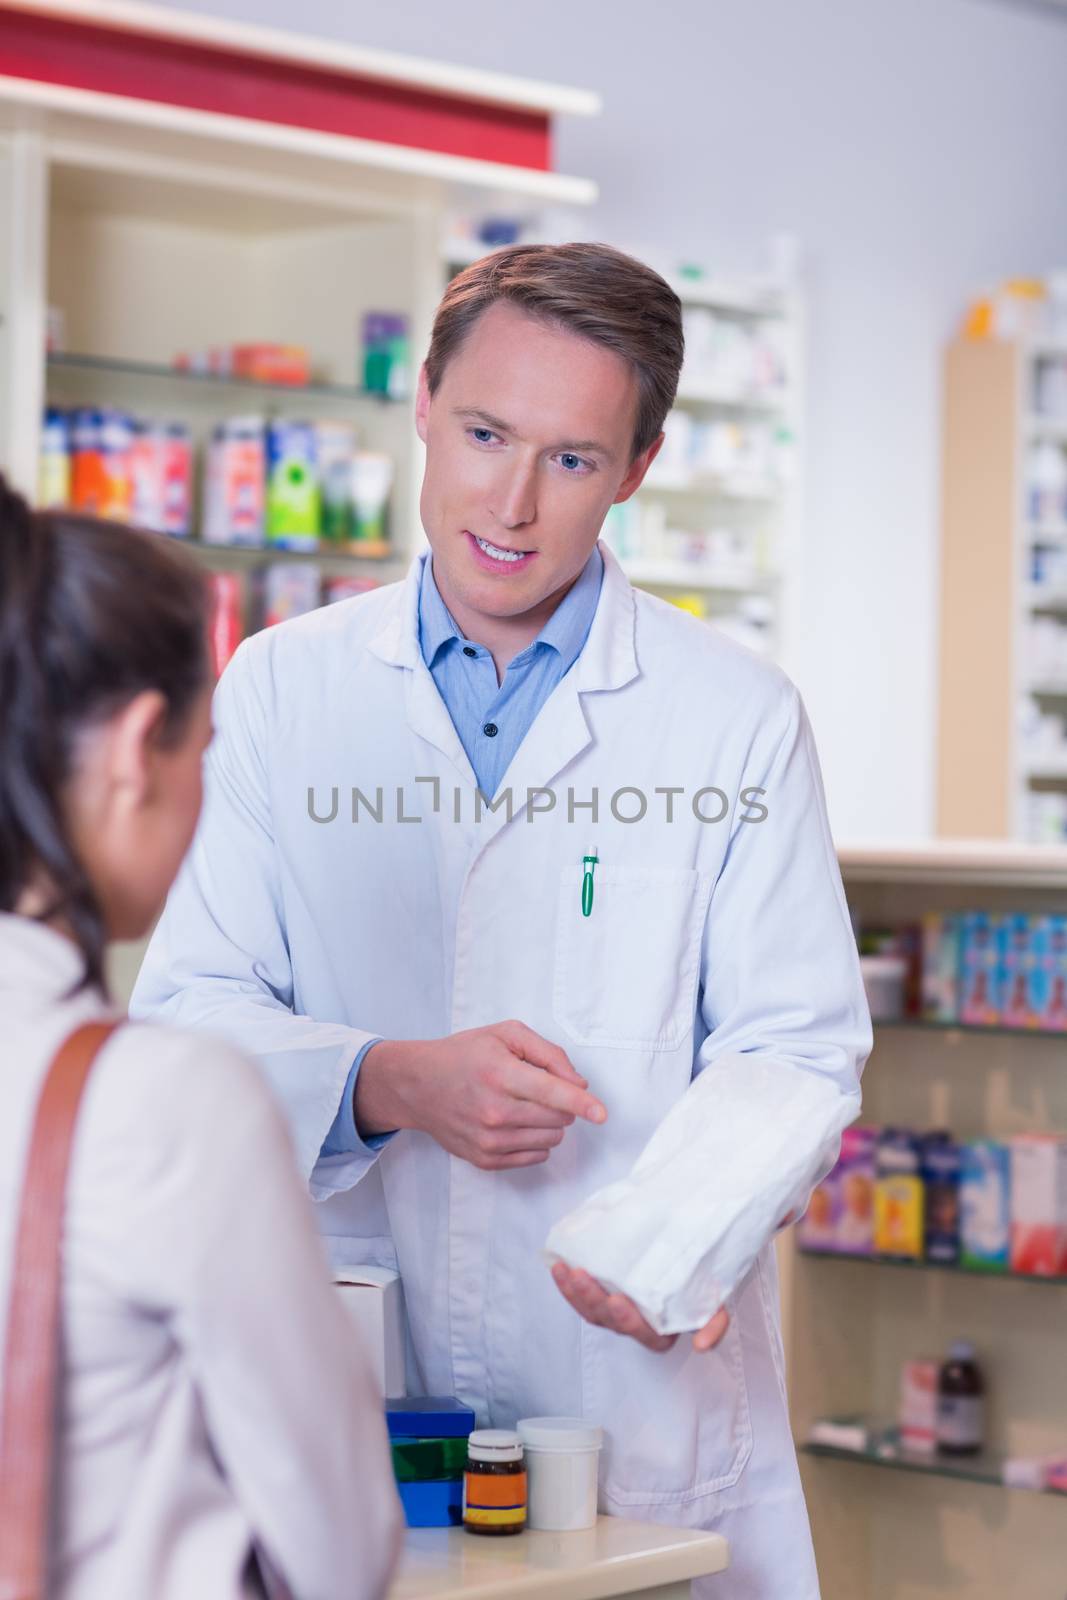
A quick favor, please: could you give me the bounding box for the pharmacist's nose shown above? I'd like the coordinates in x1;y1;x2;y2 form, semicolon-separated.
489;457;537;532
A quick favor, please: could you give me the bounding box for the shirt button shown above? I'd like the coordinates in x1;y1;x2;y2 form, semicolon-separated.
463;646;477;658
483;722;499;738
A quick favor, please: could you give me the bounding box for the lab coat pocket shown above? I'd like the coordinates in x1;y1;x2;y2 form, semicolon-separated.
553;865;710;1051
581;1307;753;1505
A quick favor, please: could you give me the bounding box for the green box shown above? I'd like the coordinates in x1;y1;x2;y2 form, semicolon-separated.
391;1436;469;1483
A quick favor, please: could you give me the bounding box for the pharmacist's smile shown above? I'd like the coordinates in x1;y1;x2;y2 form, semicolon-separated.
465;531;538;573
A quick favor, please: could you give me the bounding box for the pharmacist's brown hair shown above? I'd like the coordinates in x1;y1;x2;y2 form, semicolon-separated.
425;242;684;460
0;475;210;996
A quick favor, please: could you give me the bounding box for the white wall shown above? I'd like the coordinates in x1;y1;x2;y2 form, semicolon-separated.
148;0;1067;840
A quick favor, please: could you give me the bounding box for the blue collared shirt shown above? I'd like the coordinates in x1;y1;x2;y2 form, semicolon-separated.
322;545;604;1155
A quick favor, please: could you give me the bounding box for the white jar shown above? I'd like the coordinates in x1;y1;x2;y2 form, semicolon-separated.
516;1417;603;1532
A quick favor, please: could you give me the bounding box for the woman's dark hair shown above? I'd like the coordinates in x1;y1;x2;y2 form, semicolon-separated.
0;474;211;995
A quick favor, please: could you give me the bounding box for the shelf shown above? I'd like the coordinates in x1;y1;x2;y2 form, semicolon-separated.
639;474;779;501
184;538;402;568
46;352;406;406
621;560;766;592
1024;594;1067;615
801;1431;1063;1495
1024;763;1067;783
670;277;786;317
798;1247;1067;1285
837;840;1067;889
874;1016;1067;1040
1027;522;1067;543
673;377;786;412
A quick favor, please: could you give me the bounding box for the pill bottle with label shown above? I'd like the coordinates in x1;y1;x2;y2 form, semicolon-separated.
936;1341;985;1456
463;1430;527;1536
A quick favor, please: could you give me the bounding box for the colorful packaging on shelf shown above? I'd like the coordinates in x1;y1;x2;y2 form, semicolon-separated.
38;407;71;509
266;420;319;549
1000;914;1042;1028
1009;1134;1067;1276
350;450;394;549
960;1141;1011;1271
1038;915;1067;1032
874;1129;924;1259
230;343;310;386
208;572;244;678
97;410;133;521
362;311;410;398
797;1169;839;1251
260;562;321;628
898;1359;939;1454
833;1124;877;1255
160;423;194;537
203;417;265;547
129;422;168;531
315;420;357;543
921;1132;962;1265
921;912;960;1023
958;913;1002;1026
70;408;106;515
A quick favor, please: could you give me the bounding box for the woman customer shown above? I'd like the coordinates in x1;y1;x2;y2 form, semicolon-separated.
0;477;403;1599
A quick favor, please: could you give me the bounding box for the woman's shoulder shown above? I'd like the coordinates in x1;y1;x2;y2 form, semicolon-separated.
85;1018;283;1162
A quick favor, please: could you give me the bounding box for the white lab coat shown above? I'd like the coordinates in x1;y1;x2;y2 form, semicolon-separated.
0;914;403;1600
134;545;871;1600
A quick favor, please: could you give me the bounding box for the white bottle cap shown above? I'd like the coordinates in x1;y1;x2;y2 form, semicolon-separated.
468;1429;523;1463
517;1417;603;1452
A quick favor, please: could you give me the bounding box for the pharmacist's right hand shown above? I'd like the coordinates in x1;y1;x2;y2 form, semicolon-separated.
353;1022;607;1170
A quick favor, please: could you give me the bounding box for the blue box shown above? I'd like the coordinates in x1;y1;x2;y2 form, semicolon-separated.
398;1478;464;1528
386;1397;476;1439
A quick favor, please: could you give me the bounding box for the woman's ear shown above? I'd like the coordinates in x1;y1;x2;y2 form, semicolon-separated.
109;689;170;810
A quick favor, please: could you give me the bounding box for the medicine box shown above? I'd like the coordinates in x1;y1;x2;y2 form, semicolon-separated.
332;1266;406;1397
1037;915;1067;1032
921;912;960;1023
960;1141;1011;1271
898;1359;939;1453
999;914;1040;1029
397;1478;463;1527
959;913;1002;1026
1010;1134;1067;1276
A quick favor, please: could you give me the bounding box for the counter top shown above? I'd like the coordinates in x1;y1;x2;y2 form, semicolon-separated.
391;1516;729;1600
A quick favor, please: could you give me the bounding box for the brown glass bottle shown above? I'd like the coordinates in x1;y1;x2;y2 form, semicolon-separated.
936;1341;984;1456
463;1430;527;1536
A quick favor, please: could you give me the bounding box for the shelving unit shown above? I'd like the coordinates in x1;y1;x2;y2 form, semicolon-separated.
0;0;598;633
938;336;1067;843
802;1433;1064;1497
781;841;1067;1600
601;267;804;673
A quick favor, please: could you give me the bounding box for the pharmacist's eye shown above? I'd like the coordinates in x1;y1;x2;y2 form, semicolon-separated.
470;427;499;446
556;451;593;475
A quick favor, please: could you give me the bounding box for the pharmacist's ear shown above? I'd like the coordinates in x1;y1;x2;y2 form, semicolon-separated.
415;364;432;445
613;432;665;505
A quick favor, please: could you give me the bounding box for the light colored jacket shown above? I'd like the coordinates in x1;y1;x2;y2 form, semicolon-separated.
134;545;872;1599
0;914;403;1600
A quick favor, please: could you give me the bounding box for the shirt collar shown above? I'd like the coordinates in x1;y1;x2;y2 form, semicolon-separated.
418;545;604;675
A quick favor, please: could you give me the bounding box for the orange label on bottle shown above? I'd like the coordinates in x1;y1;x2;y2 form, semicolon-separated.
463;1470;527;1510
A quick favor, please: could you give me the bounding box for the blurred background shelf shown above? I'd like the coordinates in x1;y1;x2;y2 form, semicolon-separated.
797;1248;1067;1285
800;1432;1061;1496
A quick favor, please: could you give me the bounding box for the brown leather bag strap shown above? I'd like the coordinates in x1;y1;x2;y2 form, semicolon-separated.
0;1020;121;1600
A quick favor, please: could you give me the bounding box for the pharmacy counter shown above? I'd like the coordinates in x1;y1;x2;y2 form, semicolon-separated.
391;1516;729;1600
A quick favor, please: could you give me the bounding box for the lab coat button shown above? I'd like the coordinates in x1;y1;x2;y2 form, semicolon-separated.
483;723;498;737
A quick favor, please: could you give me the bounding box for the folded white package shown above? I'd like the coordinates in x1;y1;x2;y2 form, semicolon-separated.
544;1053;860;1334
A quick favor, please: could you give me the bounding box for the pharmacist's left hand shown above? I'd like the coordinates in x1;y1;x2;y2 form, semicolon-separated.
550;1264;730;1354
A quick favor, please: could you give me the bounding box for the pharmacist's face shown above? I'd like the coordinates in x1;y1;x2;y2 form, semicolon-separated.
415;302;662;619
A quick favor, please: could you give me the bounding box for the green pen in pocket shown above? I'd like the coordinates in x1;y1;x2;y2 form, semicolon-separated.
581;846;598;917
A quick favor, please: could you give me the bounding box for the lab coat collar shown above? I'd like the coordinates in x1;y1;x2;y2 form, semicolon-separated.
368;540;638;695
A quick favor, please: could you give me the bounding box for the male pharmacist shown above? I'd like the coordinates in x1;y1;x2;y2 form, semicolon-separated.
133;243;870;1598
